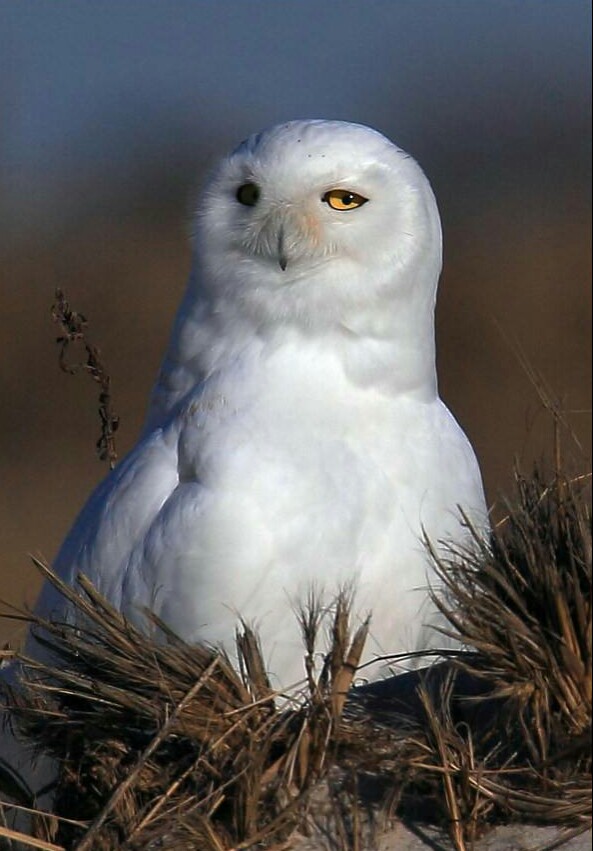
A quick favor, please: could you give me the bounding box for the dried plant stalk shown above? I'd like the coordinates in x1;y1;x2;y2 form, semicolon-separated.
51;288;119;468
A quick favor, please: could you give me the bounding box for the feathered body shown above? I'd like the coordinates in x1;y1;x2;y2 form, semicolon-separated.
34;120;487;686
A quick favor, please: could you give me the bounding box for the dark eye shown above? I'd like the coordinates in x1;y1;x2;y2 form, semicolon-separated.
322;189;368;211
236;183;260;206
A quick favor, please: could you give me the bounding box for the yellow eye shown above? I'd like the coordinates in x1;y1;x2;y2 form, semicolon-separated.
322;189;368;211
236;182;260;206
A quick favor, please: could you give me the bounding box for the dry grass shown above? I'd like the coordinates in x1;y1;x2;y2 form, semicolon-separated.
1;570;368;850
0;465;591;851
434;469;591;747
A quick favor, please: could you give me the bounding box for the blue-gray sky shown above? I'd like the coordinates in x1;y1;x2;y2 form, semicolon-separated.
1;0;590;233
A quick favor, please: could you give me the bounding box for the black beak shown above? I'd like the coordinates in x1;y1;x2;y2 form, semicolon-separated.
278;226;288;271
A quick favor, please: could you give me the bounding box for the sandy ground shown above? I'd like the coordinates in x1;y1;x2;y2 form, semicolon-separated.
289;672;592;850
294;822;592;850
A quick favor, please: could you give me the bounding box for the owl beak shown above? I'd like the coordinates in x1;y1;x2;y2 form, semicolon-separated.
277;225;288;271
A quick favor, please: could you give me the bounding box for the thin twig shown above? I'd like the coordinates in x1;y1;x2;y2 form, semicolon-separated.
51;288;119;468
0;825;64;851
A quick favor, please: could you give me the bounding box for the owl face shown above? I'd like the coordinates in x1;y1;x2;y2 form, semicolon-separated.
194;121;442;330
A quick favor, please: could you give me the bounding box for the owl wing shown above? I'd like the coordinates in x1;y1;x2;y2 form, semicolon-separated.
142;273;209;434
32;424;182;626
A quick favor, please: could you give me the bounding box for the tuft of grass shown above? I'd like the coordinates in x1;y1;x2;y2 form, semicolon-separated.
2;565;367;850
432;467;591;762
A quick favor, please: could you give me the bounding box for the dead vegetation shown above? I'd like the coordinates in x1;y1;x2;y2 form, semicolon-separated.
1;570;369;850
0;462;590;851
51;288;119;469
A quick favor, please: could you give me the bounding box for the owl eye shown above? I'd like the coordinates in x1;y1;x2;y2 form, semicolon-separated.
236;182;260;206
322;189;368;211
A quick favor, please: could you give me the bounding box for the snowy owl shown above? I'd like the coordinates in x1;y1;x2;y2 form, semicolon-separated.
33;119;487;688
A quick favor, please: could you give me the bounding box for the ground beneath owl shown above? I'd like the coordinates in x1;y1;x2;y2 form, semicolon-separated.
289;661;591;851
292;819;592;851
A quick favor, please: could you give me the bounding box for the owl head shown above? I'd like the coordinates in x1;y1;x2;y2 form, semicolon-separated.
193;120;442;334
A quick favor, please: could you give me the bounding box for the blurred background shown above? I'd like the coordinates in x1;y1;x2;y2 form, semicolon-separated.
1;1;591;646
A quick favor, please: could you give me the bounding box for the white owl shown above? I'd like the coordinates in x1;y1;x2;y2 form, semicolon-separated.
33;120;488;688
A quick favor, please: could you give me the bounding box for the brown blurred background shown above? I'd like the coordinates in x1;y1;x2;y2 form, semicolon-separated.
1;2;591;647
